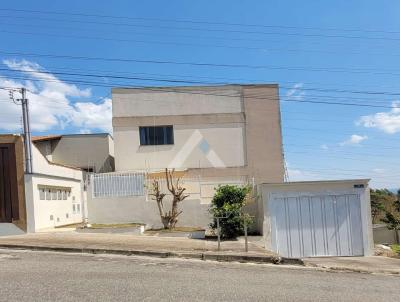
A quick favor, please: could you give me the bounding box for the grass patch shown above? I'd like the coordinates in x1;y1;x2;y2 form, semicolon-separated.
391;244;400;255
89;223;144;229
146;227;205;233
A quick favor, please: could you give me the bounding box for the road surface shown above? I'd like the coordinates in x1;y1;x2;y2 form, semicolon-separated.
0;249;398;302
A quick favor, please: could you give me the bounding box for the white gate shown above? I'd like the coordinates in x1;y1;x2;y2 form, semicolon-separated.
269;193;364;258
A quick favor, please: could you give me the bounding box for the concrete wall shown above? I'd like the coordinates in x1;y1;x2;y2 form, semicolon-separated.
373;224;400;245
112;84;284;184
112;86;242;117
87;195;211;229
50;134;114;173
242;86;284;183
259;180;374;256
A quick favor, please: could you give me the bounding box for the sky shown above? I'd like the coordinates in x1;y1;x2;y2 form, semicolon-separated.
0;1;399;189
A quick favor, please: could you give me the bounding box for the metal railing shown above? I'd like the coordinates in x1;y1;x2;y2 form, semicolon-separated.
91;172;146;198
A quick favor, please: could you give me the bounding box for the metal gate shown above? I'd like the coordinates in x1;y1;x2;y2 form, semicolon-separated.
0;144;18;223
269;193;364;258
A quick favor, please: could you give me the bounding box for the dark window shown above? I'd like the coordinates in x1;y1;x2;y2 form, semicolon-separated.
139;126;174;145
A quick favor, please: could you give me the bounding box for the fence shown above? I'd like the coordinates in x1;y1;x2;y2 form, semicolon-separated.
91;172;145;198
90;171;249;201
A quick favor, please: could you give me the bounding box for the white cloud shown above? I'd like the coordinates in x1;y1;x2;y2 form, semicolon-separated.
285;83;305;101
339;134;368;146
372;168;385;174
320;144;329;150
287;168;320;181
0;59;112;133
72;98;112;133
357;102;400;134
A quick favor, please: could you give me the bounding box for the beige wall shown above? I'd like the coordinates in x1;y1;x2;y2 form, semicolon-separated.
112;86;242;117
112;84;284;183
242;86;284;183
36;135;114;173
114;123;245;171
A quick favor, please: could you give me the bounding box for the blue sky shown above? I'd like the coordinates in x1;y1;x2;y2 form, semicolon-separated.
0;0;399;188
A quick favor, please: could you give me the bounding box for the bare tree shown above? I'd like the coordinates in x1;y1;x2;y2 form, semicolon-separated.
165;168;189;229
149;169;189;229
149;179;169;229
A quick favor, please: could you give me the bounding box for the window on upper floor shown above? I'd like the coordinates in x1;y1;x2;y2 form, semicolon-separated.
139;126;174;146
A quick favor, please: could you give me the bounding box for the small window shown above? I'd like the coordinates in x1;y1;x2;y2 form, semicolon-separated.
66;213;69;219
139;126;174;145
62;191;67;200
57;190;62;200
39;189;45;200
50;215;54;221
46;189;51;200
77;204;81;213
72;204;76;213
51;190;57;200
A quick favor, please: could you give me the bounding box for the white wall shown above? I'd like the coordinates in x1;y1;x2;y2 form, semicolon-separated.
32;143;82;180
114;123;245;171
87;195;211;229
25;143;84;232
25;174;83;232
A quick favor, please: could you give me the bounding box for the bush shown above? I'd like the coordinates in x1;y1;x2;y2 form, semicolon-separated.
209;185;251;239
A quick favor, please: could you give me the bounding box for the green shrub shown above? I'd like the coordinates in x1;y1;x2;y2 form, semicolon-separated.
209;185;251;239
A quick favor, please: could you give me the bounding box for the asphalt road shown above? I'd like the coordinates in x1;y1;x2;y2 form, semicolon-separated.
0;249;399;302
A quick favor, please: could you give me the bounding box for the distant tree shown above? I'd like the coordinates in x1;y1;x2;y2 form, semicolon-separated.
370;189;395;223
381;192;400;244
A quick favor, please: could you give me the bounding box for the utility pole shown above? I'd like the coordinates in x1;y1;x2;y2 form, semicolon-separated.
19;88;33;174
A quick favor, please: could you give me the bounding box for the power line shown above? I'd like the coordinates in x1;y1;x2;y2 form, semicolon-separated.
0;8;400;38
3;65;400;100
0;74;396;109
3;19;400;59
1;49;400;78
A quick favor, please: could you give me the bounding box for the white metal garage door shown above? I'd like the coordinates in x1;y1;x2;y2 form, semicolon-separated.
269;193;364;258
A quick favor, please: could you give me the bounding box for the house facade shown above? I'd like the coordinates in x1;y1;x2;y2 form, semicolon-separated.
0;132;115;235
0;134;84;235
112;84;284;183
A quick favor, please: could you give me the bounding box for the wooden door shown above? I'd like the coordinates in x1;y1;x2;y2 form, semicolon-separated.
0;144;18;222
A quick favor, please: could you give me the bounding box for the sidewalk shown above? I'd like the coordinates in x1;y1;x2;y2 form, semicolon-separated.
0;231;296;264
304;256;400;275
1;232;399;274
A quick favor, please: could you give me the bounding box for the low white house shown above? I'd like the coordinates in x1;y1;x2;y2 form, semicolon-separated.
24;139;84;232
0;133;113;235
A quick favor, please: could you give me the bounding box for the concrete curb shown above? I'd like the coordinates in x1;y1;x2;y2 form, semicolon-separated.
303;262;400;276
0;244;303;266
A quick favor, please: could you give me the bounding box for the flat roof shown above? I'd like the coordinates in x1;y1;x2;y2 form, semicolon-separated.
261;179;370;186
112;83;279;92
32;133;113;142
